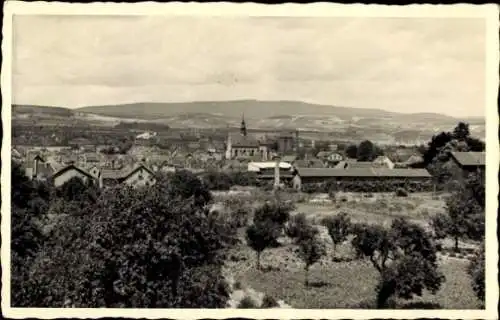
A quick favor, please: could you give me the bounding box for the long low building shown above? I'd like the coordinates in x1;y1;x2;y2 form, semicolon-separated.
295;167;431;183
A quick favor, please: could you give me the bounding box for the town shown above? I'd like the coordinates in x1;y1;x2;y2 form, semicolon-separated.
15;115;482;191
8;9;490;314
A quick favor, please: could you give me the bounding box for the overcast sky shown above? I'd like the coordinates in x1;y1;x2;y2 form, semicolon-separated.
12;15;486;117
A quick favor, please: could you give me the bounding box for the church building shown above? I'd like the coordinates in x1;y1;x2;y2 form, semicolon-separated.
225;115;272;160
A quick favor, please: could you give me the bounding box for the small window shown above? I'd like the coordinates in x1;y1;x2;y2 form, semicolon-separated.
138;175;144;180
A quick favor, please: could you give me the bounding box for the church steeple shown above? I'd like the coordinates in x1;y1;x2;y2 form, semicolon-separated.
240;113;247;137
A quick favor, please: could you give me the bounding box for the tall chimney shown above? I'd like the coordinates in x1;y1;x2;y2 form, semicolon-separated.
274;155;281;189
33;156;39;178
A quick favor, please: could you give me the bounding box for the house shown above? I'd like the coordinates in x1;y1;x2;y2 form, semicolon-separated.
24;154;57;181
100;164;156;188
51;164;97;188
372;156;395;169
121;164;157;188
326;152;344;162
448;151;486;180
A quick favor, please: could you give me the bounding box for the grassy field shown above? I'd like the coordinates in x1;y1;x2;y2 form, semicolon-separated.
222;190;481;309
225;241;481;309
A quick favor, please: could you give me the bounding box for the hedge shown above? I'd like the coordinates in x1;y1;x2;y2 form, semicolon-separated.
299;179;439;193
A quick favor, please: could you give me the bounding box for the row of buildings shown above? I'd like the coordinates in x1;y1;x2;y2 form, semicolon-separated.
20;145;485;193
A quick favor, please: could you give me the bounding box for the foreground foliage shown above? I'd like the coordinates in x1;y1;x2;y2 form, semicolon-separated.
12;169;237;308
351;219;445;308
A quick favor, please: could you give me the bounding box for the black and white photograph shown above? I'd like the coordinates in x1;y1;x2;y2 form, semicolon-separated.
1;2;498;319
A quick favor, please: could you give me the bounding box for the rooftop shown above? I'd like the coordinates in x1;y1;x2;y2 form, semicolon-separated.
450;152;486;167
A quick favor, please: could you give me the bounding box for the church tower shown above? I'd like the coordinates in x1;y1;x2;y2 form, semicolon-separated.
240;113;247;137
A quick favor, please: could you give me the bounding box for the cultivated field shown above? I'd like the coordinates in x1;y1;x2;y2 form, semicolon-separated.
218;189;481;309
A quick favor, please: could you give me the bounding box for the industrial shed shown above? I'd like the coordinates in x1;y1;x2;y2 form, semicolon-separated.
294;167;432;184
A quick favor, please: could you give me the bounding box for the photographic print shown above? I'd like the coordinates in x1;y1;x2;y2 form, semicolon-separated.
1;2;498;319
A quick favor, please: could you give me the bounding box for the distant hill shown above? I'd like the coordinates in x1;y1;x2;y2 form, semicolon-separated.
13;105;74;117
12;101;485;142
75;100;458;123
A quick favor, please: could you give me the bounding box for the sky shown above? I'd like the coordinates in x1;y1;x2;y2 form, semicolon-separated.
12;15;486;117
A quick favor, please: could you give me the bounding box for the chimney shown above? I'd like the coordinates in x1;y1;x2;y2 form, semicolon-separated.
274;155;281;189
99;171;103;189
33;156;39;178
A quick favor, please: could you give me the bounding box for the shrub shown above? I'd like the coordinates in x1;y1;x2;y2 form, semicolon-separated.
238;296;260;308
261;295;280;308
395;188;408;197
297;226;327;287
285;213;309;241
322;212;351;257
467;243;485;304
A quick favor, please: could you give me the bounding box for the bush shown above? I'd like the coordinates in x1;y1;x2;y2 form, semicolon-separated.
261;294;280;308
285;213;309;241
238;296;260;308
395;188;408;197
20;183;236;308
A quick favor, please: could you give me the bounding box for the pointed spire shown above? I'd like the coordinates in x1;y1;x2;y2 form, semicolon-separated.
240;112;247;136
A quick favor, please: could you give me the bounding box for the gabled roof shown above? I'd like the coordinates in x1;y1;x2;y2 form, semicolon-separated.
450;152;486;167
52;164;95;180
121;164;155;180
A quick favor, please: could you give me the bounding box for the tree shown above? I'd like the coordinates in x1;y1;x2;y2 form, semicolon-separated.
452;122;470;141
56;176;99;203
357;140;376;162
351;219;444;308
20;182;236;307
286;213;309;242
467;242;485;304
297;226;326;287
246;201;292;269
436;173;485;251
161;170;212;207
345;144;358;159
246;220;279;270
11;161;51;306
322;212;351;257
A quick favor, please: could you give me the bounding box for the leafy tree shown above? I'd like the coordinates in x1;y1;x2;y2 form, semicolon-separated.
423;131;453;165
286;213;309;241
11;161;51;306
345;144;358;159
246;220;279;270
246;200;292;269
437;173;485;251
297;226;326;287
322;212;351;257
357;140;376;162
465;136;485;152
351;219;444;308
55;176;99;203
452;122;470;141
161;170;212;207
21;183;236;307
467;242;485;304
